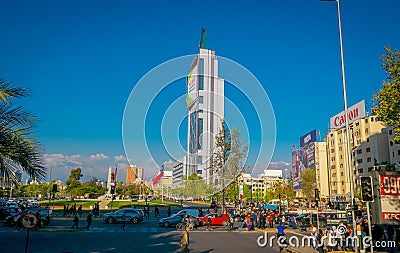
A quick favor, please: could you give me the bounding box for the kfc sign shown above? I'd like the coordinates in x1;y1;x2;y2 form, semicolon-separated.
329;100;366;129
382;212;400;221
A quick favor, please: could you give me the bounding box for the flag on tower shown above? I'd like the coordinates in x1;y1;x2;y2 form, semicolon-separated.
113;167;117;182
152;164;164;185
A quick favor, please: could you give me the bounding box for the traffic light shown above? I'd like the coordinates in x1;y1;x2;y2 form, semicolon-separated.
315;189;320;201
360;176;374;202
110;185;116;194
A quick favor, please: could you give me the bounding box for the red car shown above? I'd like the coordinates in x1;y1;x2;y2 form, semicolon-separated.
198;213;229;226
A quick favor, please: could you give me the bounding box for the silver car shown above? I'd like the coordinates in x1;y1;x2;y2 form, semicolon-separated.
103;208;144;224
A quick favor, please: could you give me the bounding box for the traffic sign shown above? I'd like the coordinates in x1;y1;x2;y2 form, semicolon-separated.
20;213;39;229
281;195;287;200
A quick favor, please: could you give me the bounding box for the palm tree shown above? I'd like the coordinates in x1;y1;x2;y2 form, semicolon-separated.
0;77;45;183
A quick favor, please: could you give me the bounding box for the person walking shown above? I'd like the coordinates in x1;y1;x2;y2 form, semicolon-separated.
167;206;172;217
78;205;83;217
86;212;93;230
206;215;212;231
180;225;190;253
121;211;126;231
154;206;160;218
71;214;79;229
291;215;297;229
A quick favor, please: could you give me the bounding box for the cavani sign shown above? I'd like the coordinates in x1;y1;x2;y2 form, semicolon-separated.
329;100;366;129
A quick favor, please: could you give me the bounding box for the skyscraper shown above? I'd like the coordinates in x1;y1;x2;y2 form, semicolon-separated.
186;29;224;184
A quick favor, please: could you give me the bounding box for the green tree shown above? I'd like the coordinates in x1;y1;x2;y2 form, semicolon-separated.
0;77;45;183
209;121;248;211
373;46;400;143
66;168;83;193
300;168;316;200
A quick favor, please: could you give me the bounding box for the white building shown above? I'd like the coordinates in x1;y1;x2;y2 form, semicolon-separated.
186;29;224;184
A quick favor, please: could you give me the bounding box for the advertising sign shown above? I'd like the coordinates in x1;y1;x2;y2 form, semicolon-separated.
379;174;400;221
292;149;305;190
329;100;366;129
300;130;317;147
186;62;198;107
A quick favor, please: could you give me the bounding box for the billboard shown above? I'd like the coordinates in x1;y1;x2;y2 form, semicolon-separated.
329;100;366;129
292;149;305;190
379;174;400;221
371;171;400;225
186;62;198;107
300;130;317;147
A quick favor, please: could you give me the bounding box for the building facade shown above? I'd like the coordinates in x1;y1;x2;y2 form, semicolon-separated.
172;160;186;187
186;30;224;184
126;165;137;185
326;115;389;197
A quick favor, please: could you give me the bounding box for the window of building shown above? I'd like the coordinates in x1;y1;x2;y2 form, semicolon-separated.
331;149;335;153
371;117;374;122
356;122;359;126
339;147;342;151
331;157;335;161
341;181;345;185
365;128;369;134
367;157;371;162
199;96;204;104
357;149;362;154
199;59;204;90
198;155;203;164
198;109;203;113
365;119;368;123
357;159;363;164
358;168;364;174
332;173;336;177
389;129;393;135
393;152;395;157
196;170;202;174
340;164;343;168
357;140;361;145
366;147;370;152
339;138;342;143
367;138;369;142
398;150;400;156
331;165;336;169
340;155;343;159
390;141;394;146
341;172;344;176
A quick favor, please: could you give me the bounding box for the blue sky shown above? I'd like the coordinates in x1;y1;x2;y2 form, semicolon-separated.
1;0;399;182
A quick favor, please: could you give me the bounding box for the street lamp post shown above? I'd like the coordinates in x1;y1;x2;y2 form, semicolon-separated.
322;0;357;238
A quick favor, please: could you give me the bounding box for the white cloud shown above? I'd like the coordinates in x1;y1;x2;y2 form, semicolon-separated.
114;155;127;163
89;153;109;160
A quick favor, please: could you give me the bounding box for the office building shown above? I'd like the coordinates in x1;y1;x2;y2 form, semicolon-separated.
186;29;224;184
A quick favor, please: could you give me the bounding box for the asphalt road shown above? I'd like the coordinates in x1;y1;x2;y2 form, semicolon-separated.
0;230;283;253
0;206;308;253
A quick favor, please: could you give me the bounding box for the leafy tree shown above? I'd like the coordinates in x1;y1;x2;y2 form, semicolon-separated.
300;168;316;200
209;121;248;211
66;168;83;193
373;46;400;143
0;77;45;183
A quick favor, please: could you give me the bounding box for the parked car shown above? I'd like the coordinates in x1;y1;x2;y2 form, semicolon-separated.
5;207;52;227
198;213;229;226
103;208;144;224
0;206;21;221
158;213;199;228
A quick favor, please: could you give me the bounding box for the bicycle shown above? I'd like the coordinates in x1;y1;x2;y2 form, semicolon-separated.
176;222;194;230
